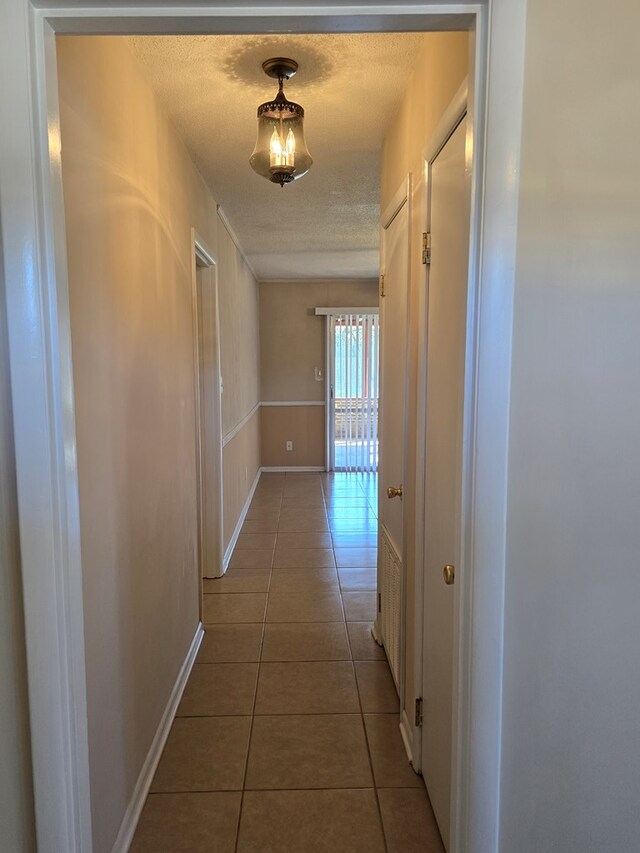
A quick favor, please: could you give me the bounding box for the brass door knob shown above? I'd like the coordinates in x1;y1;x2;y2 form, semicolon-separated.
387;485;403;499
443;564;455;585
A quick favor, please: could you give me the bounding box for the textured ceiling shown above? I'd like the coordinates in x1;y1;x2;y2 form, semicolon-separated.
127;33;424;280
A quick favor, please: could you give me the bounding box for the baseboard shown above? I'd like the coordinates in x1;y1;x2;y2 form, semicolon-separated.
110;622;204;853
400;708;415;766
222;467;262;571
260;466;325;473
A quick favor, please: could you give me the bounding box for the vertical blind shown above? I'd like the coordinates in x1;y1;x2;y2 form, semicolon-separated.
333;313;380;472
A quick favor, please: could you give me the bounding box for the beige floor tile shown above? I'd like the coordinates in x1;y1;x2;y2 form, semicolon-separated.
261;622;350;661
277;515;330;533
335;547;378;567
338;567;377;591
378;787;445;853
331;532;378;548
364;714;423;787
269;568;339;594
151;717;251;792
276;531;333;548
324;497;372;507
354;661;400;712
237;789;386;853
235;532;277;550
130;792;241;853
177;663;258;716
342;592;377;621
278;510;328;526
245;714;373;789
228;549;273;569
266;592;344;623
203;570;270;595
273;548;336;569
241;517;279;534
245;506;280;522
203;593;267;624
197;624;263;663
346;622;387;661
280;496;326;508
255;661;359;714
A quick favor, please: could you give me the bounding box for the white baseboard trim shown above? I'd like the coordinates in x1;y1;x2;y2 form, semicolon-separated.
400;708;416;767
222;467;262;571
260;466;325;473
110;622;204;853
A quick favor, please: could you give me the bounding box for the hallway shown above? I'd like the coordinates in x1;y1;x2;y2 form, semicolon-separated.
131;472;443;852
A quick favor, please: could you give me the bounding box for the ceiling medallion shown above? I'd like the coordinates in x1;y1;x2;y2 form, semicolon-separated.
249;57;313;187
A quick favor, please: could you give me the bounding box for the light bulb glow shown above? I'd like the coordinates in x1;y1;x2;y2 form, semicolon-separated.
269;124;296;171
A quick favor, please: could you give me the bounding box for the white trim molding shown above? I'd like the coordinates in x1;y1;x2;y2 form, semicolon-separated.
109;623;204;853
0;4;528;852
222;402;260;448
260;466;325;473
261;400;325;407
222;468;262;571
314;307;379;316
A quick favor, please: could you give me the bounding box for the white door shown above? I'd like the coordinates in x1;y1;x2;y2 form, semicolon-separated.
195;258;224;579
421;115;470;849
376;182;410;687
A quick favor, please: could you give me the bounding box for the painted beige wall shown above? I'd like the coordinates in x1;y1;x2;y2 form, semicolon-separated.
259;279;378;468
259;279;378;402
500;2;640;849
223;407;261;549
261;406;325;468
0;263;36;851
57;36;260;852
218;223;261;437
380;32;469;718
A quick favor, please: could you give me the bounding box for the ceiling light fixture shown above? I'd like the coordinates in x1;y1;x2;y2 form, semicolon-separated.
250;57;312;187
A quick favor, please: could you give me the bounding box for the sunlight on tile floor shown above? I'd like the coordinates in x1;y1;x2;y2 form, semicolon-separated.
131;472;444;853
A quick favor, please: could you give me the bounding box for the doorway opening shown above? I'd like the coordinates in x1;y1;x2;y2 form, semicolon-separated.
326;311;380;473
4;4;528;851
192;236;224;582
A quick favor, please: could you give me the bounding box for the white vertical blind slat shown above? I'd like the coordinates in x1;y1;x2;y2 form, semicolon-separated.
332;311;379;473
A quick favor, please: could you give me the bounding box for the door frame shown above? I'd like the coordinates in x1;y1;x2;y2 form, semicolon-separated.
317;307;380;473
192;232;224;584
0;3;527;851
413;82;470;846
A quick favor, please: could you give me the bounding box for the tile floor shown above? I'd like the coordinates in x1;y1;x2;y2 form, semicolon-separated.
131;472;444;853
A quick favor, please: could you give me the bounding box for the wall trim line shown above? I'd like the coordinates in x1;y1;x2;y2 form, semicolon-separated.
222;468;262;571
109;622;204;853
261;400;325;407
260;466;325;473
222;402;260;448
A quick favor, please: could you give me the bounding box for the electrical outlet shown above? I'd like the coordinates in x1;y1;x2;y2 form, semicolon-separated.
286;440;293;451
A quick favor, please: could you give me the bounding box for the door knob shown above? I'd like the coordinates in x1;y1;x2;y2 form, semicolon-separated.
387;485;403;499
443;564;455;585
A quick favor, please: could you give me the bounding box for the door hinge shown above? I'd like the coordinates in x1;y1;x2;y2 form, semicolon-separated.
380;273;386;298
378;592;382;613
422;232;431;265
415;696;424;727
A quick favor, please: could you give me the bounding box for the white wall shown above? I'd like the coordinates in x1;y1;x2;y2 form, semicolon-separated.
500;1;640;850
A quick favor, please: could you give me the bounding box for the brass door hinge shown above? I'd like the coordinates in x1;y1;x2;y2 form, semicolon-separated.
380;273;386;298
422;232;431;265
415;697;424;727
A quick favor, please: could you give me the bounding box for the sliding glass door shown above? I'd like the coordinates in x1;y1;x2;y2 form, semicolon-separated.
329;312;380;472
